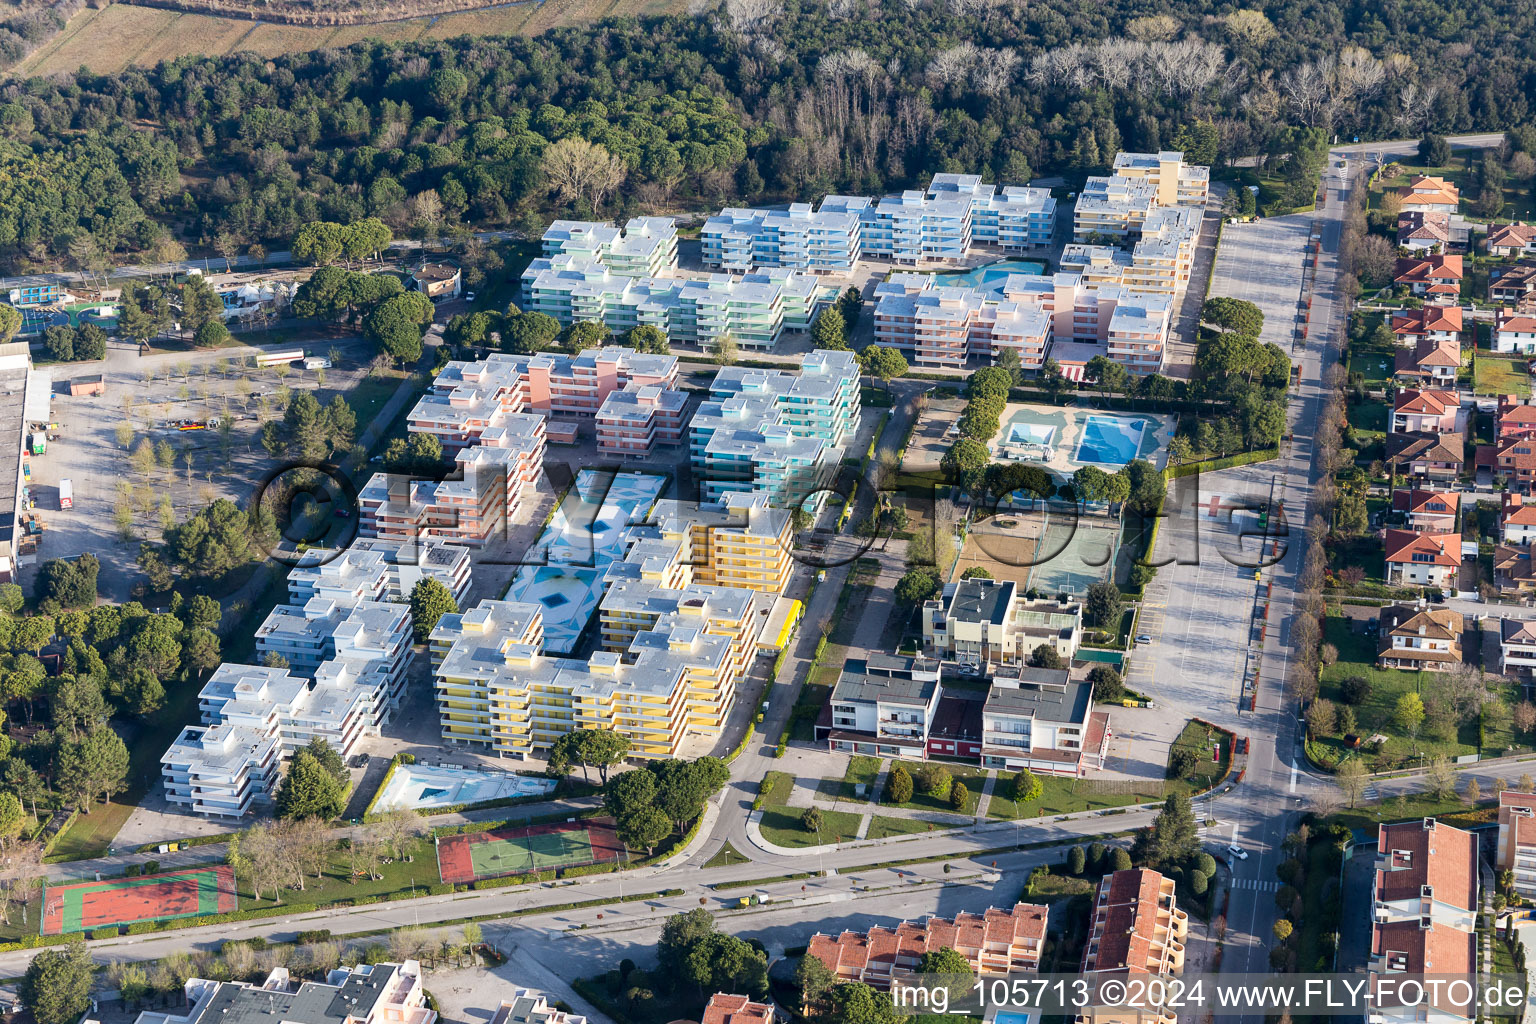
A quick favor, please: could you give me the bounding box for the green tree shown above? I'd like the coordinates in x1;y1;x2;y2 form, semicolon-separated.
1200;297;1265;336
275;750;347;821
408;578;458;644
365;292;434;362
797;953;838;1014
180;274;226;335
1068;845;1087;874
42;326;74;362
949;781;969;811
1085;581;1124;630
960;567;993;579
1029;644;1064;669
1395;691;1426;737
1134;793;1199;868
811;307;847;350
622;325;670;354
195;320;231;348
616;805;671;855
1089;665;1125;702
1013;769;1042;803
293;222;349;266
801;805;824;833
0;305;21;344
857;345;908;384
895;568;941;604
827;982;900;1024
940;438;989;483
503;312;561;354
885;764;913;804
602;764;657;817
20;939;93;1024
561;320;611;353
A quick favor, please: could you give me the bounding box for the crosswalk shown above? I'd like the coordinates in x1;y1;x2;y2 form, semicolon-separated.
1228;878;1282;893
1362;785;1379;802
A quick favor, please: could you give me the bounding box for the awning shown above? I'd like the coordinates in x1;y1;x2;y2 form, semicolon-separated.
1057;364;1086;382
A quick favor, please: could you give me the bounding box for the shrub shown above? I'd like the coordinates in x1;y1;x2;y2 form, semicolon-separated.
1340;675;1372;705
885;765;914;804
949;781;969;811
1169;748;1200;780
1068;846;1087;875
91;927;120;940
802;806;824;833
915;763;952;798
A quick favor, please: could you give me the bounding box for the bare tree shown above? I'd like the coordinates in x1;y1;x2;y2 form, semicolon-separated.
0;840;43;925
540;138;628;211
373;808;429;862
288;817;337;881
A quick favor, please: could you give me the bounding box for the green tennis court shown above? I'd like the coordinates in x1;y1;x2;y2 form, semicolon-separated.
436;820;624;884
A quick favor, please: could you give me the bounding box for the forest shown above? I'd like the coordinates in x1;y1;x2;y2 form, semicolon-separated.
0;0;1534;271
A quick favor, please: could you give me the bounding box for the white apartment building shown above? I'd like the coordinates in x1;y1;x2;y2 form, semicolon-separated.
702;197;871;274
979;668;1111;776
132;962;435;1024
1110;151;1210;206
542;217;678;277
864;189;973;264
873;270;1172;375
286;537;472;607
165;584;415;818
821;654;943;759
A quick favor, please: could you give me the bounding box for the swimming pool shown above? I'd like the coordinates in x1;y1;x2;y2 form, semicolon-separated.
1076;415;1149;466
1005;421;1056;448
504;469;667;653
373;764;557;812
932;259;1045;295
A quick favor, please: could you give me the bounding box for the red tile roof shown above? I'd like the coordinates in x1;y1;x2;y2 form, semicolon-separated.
1391;488;1460;518
1488;222;1536;251
1395;254;1464;284
1082;869;1176;976
807;902;1049;983
1374;818;1478;910
1392;306;1463;336
1505;501;1536;527
703;995;772;1024
1393;388;1459;416
1497;310;1536;333
1370;919;1475;1013
1400;175;1460;209
1383;529;1460;567
1399;211;1452;243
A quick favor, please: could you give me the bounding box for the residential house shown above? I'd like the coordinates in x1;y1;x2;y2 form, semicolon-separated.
1392;337;1461;386
412;262;461;300
1390;389;1460;434
1496;791;1536;895
1385;432;1462;480
1494;544;1536;594
1376;602;1462;672
806;903;1049;990
1488;223;1536;259
1398;211;1453;251
1391;305;1463;346
1495;309;1536;354
978;667;1111;776
1497;397;1536;440
1390;488;1459;531
1399;176;1460;215
131;962;436;1024
1499;620;1536;679
488;990;588;1024
702;995;773;1024
1502;492;1536;544
1491;262;1536;308
1077;869;1188;1024
1393;254;1464;303
818;655;944;759
1486;434;1536;491
1369;818;1477;1024
1382;529;1460;587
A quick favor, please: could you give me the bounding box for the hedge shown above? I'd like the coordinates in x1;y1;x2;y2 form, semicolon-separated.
561;862;617;879
90;927;119;940
1167;447;1280;479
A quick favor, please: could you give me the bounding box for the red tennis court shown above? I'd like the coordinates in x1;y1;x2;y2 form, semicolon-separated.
41;865;237;935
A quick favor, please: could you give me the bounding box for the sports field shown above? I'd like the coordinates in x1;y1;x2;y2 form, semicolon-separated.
41;865;237;935
951;507;1120;596
436;820;625;884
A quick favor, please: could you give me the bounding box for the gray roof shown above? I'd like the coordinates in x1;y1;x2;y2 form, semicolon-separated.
832;658;938;707
984;670;1089;724
186;966;401;1024
947;578;1016;626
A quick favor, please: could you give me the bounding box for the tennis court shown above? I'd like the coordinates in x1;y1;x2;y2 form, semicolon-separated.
41;865;237;935
1026;511;1120;596
436;820;627;884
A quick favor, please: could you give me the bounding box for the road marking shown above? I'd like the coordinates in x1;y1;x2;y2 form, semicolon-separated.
1288;764;1298;794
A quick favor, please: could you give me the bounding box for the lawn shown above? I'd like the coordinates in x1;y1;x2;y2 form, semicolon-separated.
1375;157;1536;223
756;769;864;848
1326;794;1497;834
1345;400;1388;434
1347;350;1395;390
1474;353;1531;398
704;842;750;868
46;802;135;862
1166;720;1234;793
1312;616;1517;770
866;815;940;840
1293;835;1345;974
882;761;987;815
987;772;1162;819
789;642;845;743
839;755;882;800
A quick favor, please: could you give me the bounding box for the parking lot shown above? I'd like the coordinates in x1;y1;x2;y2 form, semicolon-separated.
22;334;393;601
1207;215;1316;350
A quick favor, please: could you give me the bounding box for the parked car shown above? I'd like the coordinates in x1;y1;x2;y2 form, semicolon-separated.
1135;634;1153;646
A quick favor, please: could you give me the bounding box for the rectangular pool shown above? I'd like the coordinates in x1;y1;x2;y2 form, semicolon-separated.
1075;415;1149;466
373;763;557;812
